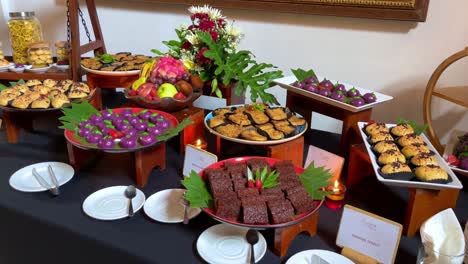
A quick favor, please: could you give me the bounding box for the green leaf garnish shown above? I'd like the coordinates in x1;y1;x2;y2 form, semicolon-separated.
291;68;317;82
397;118;429;135
58;101;99;131
262;170;280;189
156;118;193;142
95;54;116;64
181;170;213;208
299;161;333;200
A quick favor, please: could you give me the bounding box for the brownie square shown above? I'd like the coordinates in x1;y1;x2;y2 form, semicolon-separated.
268;200;295;224
274;160;295;169
261;186;283;195
205;168;228;179
216;198;241;220
288;192;315;214
279;180;302;191
261;193;285;204
241;195;265;206
224;161;247;171
243;202;269;224
237;188;259;198
210;178;233;198
285;186;308;197
230;170;245;180
214;191;237;209
276;167;297;178
232;179;247;192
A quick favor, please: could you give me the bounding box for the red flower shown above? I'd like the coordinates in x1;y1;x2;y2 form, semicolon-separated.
209;31;218;41
181;41;192;50
191;13;209;21
196;47;212;65
187;25;198;31
217;18;225;27
199;20;216;31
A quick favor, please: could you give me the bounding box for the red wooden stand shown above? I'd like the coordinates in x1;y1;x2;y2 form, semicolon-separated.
346;144;460;236
286;91;372;155
66;141;166;187
274;212;319;257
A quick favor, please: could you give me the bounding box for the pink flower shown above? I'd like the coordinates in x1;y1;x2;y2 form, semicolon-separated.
199;20;216;31
196;47;212;65
210;31;218;41
217;18;225;27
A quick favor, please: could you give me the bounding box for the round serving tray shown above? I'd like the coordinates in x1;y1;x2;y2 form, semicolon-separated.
199;156;324;230
124;89;202;112
0;88;97;113
64;107;178;154
81;65;140;76
204;104;308;146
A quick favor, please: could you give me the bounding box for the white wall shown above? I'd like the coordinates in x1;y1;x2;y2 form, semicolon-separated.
1;0;467;141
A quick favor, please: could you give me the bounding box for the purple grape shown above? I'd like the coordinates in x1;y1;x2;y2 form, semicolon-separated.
89;114;103;125
459;157;468;170
134;120;148;131
362;92;377;103
330;91;345;101
168;77;176;84
347;87;361;97
117;121;131;131
139;110;152;121
319;79;333;90
122;128;138;138
147;126;163;136
304;83;318;93
97;122;107;130
112;117;124;127
333;83;346;93
86;133;103;144
154;78;163;85
101;109;115;120
150;113;161;124
79;120;91;129
78;128;91;137
128;116;140;126
120;109;133;119
319;89;330;97
350;97;365;107
182;73;190;81
304;76;318;84
156;118;170;130
298;82;306;89
291;81;300;88
148;76;157;83
119;136;137;148
98;137;115;149
139;133;156;146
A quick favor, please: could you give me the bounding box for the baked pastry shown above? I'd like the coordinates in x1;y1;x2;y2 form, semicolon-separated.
369;132;394;144
11;93;38;109
0;58;9;66
381;162;411;174
397;134;425;147
71;82;90;93
240;128;268;141
227;113;251;126
215;124;242;138
414;165;448;182
288;115;306;126
245;109;269;125
391;123;414;137
373;140;399;154
31;97;50;109
32;85;50;95
208;115;225;128
401;144;431;158
26;79;42;86
378;149;406;165
265;108;287;121
0;92;19;106
12;84;30;94
43;79;58;87
68;89;88;99
51;93;70;108
410;153;438;166
364;123;389;136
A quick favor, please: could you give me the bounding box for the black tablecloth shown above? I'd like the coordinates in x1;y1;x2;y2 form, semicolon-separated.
0;93;466;264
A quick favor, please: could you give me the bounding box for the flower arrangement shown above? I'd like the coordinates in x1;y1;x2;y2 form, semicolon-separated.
153;5;283;105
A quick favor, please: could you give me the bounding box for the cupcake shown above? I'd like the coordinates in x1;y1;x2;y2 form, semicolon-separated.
373;141;399;154
364;123;389;136
378;149;406;165
410;153;438;167
401;144;431;158
390;123;414;137
369;132;394;144
414;165;448;182
397;134;425;147
381;162;412;174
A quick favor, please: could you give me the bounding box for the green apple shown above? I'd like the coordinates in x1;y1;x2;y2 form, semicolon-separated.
157;83;178;98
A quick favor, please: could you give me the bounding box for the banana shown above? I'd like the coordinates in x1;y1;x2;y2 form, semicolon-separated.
132;59;156;90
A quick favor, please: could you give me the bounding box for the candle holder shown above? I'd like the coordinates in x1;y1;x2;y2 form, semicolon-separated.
325;181;347;210
193;138;207;150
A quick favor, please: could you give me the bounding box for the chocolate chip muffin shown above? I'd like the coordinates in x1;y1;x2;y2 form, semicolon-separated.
390;123;415;137
414;165;448;182
373;140;399;154
364;123;389;136
397;134;425;147
381;162;412;174
410;153;438;167
378;149;406;165
369;132;394;144
401;144;431;158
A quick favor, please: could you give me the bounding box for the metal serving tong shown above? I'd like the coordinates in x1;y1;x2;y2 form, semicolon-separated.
32;165;60;196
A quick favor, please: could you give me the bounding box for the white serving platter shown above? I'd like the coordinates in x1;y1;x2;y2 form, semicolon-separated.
0;63;15;72
358;122;463;190
274;75;393;113
81;65;140;76
442;129;468;177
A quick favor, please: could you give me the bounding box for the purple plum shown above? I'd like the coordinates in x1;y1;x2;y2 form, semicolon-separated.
78;128;91;137
101;127;111;136
319;89;330;97
89;114;103;125
97;122;107;130
149;113;160;124
304;83;318;93
147;126;163;136
350;97;366;107
330;91;345;102
304;76;318;84
119;136;137;148
134;120;148;132
363;92;377;103
156;118;170;130
139;110;152;121
128;116;140;126
291;81;300;88
119;109;133;119
112;117;124;127
86;133;103;144
98;137;115;149
79;120;91;129
333;83;346;93
347;87;361;97
122;128;138;138
101;109;115;120
319;79;334;90
117;121;131;131
139;133;156;146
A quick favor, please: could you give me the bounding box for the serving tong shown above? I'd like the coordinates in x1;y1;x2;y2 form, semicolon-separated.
32;165;60;196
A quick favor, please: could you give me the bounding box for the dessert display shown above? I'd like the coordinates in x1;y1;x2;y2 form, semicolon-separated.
182;157;331;228
81;52;151;72
446;132;468;171
28;42;53;68
55;41;69;65
0;79;92;110
205;104;307;144
360;121;453;185
8;11;43;64
125;56;203;111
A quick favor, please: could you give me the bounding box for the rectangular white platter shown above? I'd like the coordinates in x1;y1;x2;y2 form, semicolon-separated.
274;75;393;113
358;122;463;190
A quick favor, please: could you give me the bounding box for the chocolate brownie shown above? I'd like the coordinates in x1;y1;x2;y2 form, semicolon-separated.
241;195;265;206
267;200;295;224
276;167;297;178
232;178;247;192
279;179;302;191
216;198;241;220
261;186;283;195
261;193;285;204
243;201;269;224
237;188;259;198
210;178;233;197
230;170;245;180
288;192;314;214
274;160;295;169
224;161;247;174
285;185;308;197
214;191;237;209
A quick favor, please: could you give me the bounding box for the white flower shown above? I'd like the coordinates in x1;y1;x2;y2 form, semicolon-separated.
186;32;199;45
188;5;225;20
226;24;243;39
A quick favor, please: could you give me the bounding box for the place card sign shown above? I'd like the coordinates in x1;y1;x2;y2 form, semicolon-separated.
183;144;218;177
336;205;402;264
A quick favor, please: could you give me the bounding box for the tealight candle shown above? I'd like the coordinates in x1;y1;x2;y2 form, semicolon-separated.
325;179;347;210
193;138;207;150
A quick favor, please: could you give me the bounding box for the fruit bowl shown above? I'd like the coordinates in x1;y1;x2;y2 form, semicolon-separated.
124;89;202;112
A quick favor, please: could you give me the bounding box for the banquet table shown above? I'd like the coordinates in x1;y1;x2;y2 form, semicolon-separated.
0;94;467;264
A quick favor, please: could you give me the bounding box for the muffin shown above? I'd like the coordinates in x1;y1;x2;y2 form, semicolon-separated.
373;140;399;154
378;149;406;165
381;162;412;174
401;144;431;158
369;132;394;144
414;165;448;182
390;123;414;137
364;123;389;136
410;153;438;167
397;134;425;147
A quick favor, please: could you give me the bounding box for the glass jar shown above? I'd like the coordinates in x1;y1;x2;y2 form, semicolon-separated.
28;42;52;68
55;41;69;65
8;11;43;64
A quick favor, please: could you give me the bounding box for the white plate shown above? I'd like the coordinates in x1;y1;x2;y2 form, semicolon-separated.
358;122;463;190
274;75;393;113
144;188;201;223
197;224;267;264
0;63;14;72
442;129;468;176
9;161;74;192
82;186;146;221
286;249;354;264
52;63;69;70
25;65;51;73
8;65;27;73
81;65;140;76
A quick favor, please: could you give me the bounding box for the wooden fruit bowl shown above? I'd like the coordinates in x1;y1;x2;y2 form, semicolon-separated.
124;88;202;112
